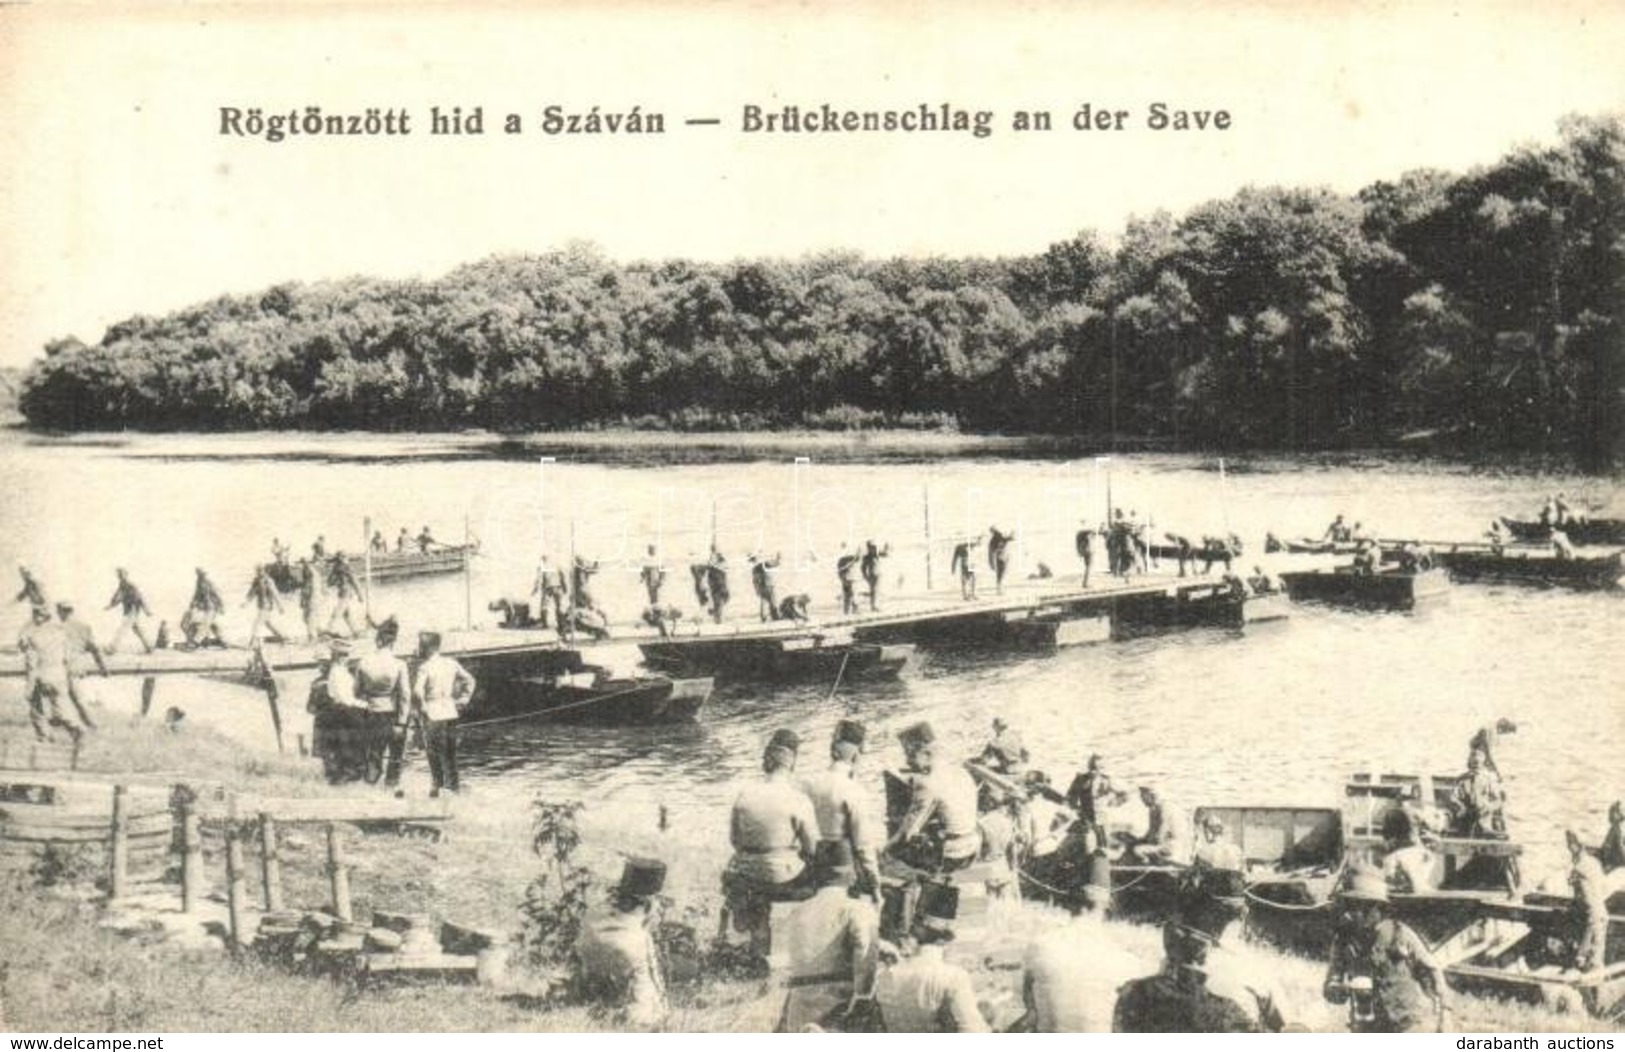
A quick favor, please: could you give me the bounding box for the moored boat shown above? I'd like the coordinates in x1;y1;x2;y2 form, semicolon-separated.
1279;566;1449;611
1502;517;1625;547
638;629;913;683
459;647;711;725
1432;547;1625;590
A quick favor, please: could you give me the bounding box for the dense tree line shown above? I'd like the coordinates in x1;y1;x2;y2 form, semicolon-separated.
19;114;1624;465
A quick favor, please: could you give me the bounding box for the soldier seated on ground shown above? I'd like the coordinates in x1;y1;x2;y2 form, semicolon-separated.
1012;878;1141;1032
574;856;669;1029
873;883;990;1033
1245;566;1279;594
884;721;982;877
776;840;881;1033
722;729;819;959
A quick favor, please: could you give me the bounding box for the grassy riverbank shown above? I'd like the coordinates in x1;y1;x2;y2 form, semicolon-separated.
0;713;1612;1032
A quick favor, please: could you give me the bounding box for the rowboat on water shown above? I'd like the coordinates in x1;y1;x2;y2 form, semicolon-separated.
637;628;913;683
1279;566;1450;611
1502;517;1625;547
263;544;477;591
1265;536;1362;556
1420;547;1625;590
457;647;711;725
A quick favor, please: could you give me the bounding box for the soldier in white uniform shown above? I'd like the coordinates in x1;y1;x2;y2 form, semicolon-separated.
873;883;989;1033
575;857;669;1029
776;840;880;1032
723;728;819;957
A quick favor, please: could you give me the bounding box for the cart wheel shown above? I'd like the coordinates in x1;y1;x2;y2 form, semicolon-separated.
1541;985;1583;1015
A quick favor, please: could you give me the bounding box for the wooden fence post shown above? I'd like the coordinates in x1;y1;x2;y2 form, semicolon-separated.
179;790;201;915
258;812;283;911
109;785;129;902
326;822;352;923
225;823;247;948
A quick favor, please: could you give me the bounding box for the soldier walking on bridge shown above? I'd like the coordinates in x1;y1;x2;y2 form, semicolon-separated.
105;567;155;654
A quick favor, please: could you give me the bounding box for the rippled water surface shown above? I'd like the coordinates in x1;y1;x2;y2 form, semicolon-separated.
1;431;1619;878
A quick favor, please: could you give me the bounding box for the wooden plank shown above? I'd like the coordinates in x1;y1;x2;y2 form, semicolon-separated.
212;796;451;825
0;826;172;845
0;810;171;834
360;953;479;974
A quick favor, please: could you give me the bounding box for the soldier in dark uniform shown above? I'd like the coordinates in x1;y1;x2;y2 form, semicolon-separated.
750;553;781;622
182;568;227;648
15;565;46;608
1114;872;1287;1032
1075;525;1095;588
639;545;667;606
575;857;669;1029
987;527;1015;594
1323;866;1446;1032
859;542;888;612
950;535;981;599
106;567;155;654
1600;801;1625;872
1065;754;1124;847
704;547;730;623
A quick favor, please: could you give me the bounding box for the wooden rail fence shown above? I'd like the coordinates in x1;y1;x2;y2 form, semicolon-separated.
0;776;452;947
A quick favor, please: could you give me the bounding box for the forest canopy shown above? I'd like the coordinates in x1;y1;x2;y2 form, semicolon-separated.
19;114;1624;465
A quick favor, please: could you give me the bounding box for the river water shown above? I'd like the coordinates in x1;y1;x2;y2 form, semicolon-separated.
0;431;1619;879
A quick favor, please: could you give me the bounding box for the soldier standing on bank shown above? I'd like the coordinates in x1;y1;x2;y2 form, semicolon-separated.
1322;866;1447;1032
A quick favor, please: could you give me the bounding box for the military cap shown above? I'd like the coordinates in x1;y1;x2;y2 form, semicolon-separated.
898;721;935;748
617;856;667;900
833;719;866;749
767;728;801;753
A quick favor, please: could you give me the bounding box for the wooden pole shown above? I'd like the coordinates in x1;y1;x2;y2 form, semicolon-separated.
255;645;285;754
225;823;247;947
108;785;129;902
463;513;473;631
326;823;352;922
362;515;374;624
179;790;201;915
923;485;933;591
258;812;283;911
568;517;578;625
